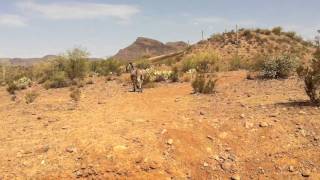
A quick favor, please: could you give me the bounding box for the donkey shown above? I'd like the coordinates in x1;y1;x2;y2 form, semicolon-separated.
126;62;145;92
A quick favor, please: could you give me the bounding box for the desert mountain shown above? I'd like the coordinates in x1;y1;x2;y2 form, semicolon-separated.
113;37;188;61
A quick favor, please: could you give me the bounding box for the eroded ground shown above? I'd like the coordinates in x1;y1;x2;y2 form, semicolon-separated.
0;71;319;179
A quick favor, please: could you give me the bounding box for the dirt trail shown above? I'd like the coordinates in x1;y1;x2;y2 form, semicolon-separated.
0;71;320;179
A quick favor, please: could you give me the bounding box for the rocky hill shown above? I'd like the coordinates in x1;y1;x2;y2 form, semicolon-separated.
185;28;315;61
113;37;188;61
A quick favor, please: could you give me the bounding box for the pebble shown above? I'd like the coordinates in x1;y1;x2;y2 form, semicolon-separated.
221;161;233;172
167;139;173;145
207;135;213;141
245;122;253;129
203;162;209;167
161;129;167;135
301;169;311;177
35;145;50;154
200;111;205;115
231;174;241;180
66;146;77;153
259;122;269;127
240;114;245;118
299;111;307;115
288;165;295;172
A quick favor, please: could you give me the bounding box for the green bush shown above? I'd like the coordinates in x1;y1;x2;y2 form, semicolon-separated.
192;74;217;94
170;66;179;82
260;55;298;79
7;83;18;94
64;48;89;80
272;26;282;35
181;58;197;72
297;54;320;105
229;55;245;71
44;71;69;89
136;59;151;70
182;51;219;73
96;58;122;76
25;91;39;104
285;31;296;39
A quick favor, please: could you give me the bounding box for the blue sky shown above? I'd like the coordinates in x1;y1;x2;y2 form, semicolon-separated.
0;0;319;58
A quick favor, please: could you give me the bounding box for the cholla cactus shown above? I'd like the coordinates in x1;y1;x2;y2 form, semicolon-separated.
145;68;173;82
14;77;32;90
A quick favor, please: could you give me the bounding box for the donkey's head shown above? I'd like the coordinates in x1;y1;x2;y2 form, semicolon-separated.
126;62;135;72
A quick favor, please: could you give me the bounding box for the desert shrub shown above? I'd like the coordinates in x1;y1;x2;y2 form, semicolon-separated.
272;26;282;35
136;59;151;70
229;55;245;70
25;91;39;104
285;31;296;39
192;74;217;94
260;29;271;35
260;55;298;79
64;48;89;80
211;33;224;42
182;51;220;73
43;71;69;89
243;29;253;39
297;52;320;105
181;58;197;72
7;83;18;94
145;68;173;82
169;66;179;82
95;58;122;76
70;88;81;102
314;48;320;60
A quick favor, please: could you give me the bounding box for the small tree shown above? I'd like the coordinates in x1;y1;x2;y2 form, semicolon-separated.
64;48;89;80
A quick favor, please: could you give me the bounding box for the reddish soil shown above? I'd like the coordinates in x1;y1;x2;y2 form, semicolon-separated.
0;71;319;179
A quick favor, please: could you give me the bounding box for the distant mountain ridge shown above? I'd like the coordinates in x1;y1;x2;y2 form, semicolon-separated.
0;55;57;66
113;37;188;61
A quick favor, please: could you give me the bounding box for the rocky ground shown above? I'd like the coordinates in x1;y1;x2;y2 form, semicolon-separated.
0;71;319;179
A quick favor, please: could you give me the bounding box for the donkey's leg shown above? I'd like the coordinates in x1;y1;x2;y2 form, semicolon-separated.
132;81;136;92
139;80;143;93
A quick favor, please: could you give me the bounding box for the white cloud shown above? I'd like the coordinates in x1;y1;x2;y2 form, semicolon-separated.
0;14;26;27
17;1;140;21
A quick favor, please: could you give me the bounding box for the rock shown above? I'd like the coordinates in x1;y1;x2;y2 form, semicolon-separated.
203;162;209;167
301;169;311;177
200;111;205;115
167;139;173;145
221;161;234;172
231;174;241;180
161;129;167;135
207;135;213;141
240;114;245;119
288;165;295;172
66;146;77;153
113;145;128;151
245;122;253;129
299;111;307;115
259;122;268;127
35;145;50;154
269;113;278;117
149;161;160;169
